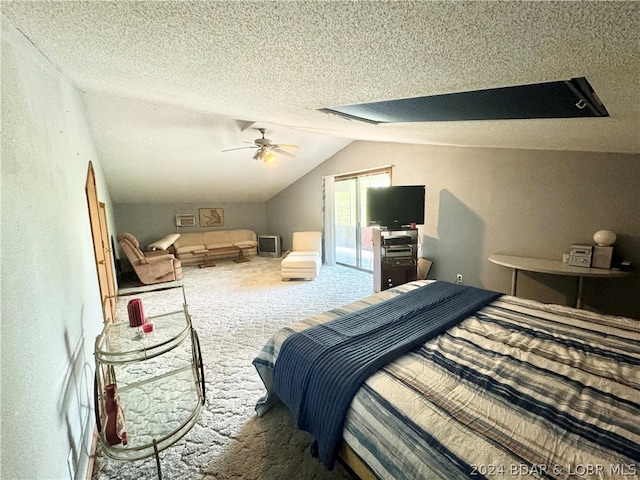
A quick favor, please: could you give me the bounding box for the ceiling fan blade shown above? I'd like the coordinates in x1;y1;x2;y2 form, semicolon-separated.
222;146;257;152
273;148;296;158
272;144;299;150
223;131;298;161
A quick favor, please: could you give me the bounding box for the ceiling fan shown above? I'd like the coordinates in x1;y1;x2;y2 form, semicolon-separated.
222;128;299;163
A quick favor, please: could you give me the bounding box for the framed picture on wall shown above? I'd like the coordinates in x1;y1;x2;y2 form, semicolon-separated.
199;208;224;227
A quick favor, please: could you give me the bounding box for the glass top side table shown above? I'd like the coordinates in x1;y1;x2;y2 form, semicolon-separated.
93;285;205;478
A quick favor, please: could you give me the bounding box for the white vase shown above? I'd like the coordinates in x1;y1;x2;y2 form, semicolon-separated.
593;230;616;246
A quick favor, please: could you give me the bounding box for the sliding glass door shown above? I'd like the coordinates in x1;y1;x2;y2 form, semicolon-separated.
335;169;391;270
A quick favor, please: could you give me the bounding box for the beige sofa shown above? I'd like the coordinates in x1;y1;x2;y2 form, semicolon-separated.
173;229;258;265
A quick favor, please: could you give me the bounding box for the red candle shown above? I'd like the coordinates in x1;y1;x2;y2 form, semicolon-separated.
142;322;154;333
127;298;145;327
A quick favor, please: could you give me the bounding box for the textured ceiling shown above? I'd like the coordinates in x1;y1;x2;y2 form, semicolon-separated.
2;1;639;203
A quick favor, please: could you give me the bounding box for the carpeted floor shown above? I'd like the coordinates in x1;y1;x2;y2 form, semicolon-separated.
92;256;374;479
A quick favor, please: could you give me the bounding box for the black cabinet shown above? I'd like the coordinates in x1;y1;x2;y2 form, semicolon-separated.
372;228;418;292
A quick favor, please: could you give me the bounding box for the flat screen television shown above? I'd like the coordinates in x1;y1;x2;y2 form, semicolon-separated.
366;185;425;228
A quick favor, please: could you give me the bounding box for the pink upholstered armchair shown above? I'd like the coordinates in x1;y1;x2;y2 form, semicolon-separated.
117;233;183;285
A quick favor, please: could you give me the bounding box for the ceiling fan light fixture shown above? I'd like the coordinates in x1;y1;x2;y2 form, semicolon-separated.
253;148;276;163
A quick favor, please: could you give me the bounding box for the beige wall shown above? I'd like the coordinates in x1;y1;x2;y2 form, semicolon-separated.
1;19;113;479
267;141;640;319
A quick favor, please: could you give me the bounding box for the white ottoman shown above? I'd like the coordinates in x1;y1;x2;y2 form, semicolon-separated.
281;251;321;280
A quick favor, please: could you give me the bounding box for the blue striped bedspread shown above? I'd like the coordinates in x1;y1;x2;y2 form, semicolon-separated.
253;280;640;480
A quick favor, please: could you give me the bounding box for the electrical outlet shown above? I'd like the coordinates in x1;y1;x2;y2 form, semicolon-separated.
455;274;463;284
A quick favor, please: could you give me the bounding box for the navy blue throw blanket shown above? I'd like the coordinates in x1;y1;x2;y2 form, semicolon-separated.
273;281;501;469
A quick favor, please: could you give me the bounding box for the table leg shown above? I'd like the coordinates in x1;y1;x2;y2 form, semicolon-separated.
233;247;250;263
576;276;584;309
153;439;162;480
199;252;216;268
510;268;518;296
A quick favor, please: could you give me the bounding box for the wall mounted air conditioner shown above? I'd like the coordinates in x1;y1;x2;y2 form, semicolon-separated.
175;214;196;227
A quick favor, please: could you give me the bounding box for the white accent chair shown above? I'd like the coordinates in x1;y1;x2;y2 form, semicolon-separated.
281;231;322;280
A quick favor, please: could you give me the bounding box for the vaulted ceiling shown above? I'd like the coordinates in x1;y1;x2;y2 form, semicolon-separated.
2;1;638;203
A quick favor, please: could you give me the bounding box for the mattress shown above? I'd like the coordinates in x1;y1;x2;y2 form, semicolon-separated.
253;280;640;480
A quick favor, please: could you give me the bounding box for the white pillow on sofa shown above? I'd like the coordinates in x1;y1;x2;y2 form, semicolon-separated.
148;233;181;251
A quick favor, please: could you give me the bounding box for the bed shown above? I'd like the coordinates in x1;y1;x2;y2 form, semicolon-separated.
253;280;640;480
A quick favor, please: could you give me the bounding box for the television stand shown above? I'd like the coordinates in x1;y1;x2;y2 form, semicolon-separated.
372;228;418;292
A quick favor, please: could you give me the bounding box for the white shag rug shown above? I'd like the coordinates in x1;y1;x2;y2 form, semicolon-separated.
92;256;374;480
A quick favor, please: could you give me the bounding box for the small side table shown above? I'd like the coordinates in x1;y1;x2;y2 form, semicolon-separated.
488;254;632;309
94;286;205;479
